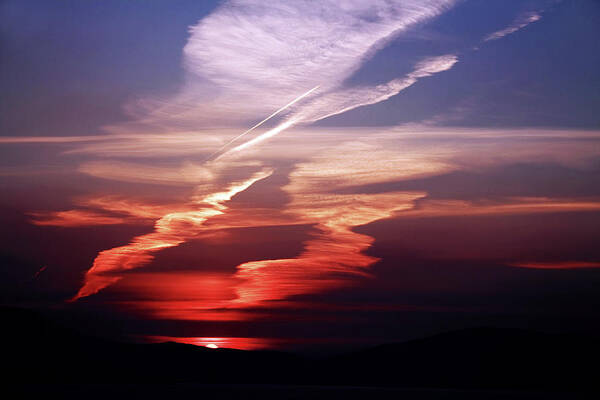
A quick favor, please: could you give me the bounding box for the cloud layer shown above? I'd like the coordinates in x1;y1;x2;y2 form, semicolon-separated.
131;0;456;132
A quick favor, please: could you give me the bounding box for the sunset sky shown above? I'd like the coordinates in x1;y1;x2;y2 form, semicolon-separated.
1;0;600;352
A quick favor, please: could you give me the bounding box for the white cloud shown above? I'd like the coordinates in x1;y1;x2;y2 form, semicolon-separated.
289;54;458;123
132;0;456;130
484;11;541;42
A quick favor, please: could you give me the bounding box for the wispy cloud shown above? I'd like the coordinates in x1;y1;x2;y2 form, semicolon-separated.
29;196;192;227
220;55;457;155
510;261;600;270
289;54;458;124
78;161;214;186
71;168;273;301
30;1;590;311
232;144;428;305
60;126;600;311
209;85;320;158
484;11;542;42
396;197;600;219
129;0;456;132
3;1;461;157
30;210;130;227
0;136;110;144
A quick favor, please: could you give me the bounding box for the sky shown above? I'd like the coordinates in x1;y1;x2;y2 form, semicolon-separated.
1;0;600;352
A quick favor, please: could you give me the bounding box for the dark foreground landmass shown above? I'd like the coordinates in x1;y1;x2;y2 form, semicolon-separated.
3;307;598;399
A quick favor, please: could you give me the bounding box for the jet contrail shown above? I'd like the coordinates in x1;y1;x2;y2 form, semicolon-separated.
205;85;320;161
224;117;298;155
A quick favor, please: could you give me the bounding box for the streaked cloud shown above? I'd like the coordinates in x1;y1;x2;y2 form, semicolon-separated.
510;261;600;270
34;124;600;321
126;0;456;134
71;168;273;300
13;0;599;324
64;132;225;158
0;136;111;144
30;210;130;227
29;196;194;227
216;54;458;155
79;161;214;186
283;139;452;191
289;54;458;124
226;118;300;155
484;11;542;42
233;191;425;306
396;197;600;219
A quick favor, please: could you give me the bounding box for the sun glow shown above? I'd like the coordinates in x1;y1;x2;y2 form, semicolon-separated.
147;336;274;350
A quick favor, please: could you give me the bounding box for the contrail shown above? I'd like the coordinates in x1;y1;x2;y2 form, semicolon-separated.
205;85;320;161
224;117;298;156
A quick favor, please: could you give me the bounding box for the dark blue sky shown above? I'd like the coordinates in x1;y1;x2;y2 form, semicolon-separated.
323;0;600;127
1;0;218;136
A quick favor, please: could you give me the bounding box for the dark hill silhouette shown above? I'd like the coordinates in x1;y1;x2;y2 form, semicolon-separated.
2;307;305;385
3;307;599;395
324;327;600;391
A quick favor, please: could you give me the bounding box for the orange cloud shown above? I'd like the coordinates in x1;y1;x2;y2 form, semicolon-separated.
71;169;273;301
225;141;434;307
29;210;129;227
81;196;190;220
112;272;251;321
233;192;423;306
74;141;431;317
29;196;188;227
78;161;214;186
396;197;600;219
56;127;600;323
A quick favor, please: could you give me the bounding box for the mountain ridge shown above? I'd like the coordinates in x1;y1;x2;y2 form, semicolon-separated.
3;307;598;392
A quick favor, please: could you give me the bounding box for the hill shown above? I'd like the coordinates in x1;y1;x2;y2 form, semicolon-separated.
3;307;598;395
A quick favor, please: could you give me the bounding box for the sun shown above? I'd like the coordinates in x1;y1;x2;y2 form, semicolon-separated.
205;343;218;349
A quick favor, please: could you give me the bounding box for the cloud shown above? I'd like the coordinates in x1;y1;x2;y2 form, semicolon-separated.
484;11;542;42
0;133;224;158
289;54;458;124
78;161;214;186
29;210;130;227
282;140;452;191
64;126;600;312
29;196;198;228
64;132;224;158
395;197;600;219
226;117;299;154
223;140;436;307
0;136;110;144
39;0;595;311
3;1;461;158
220;55;457;156
212;86;320;157
232;192;423;306
71;168;273;300
510;261;600;270
130;0;456;131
